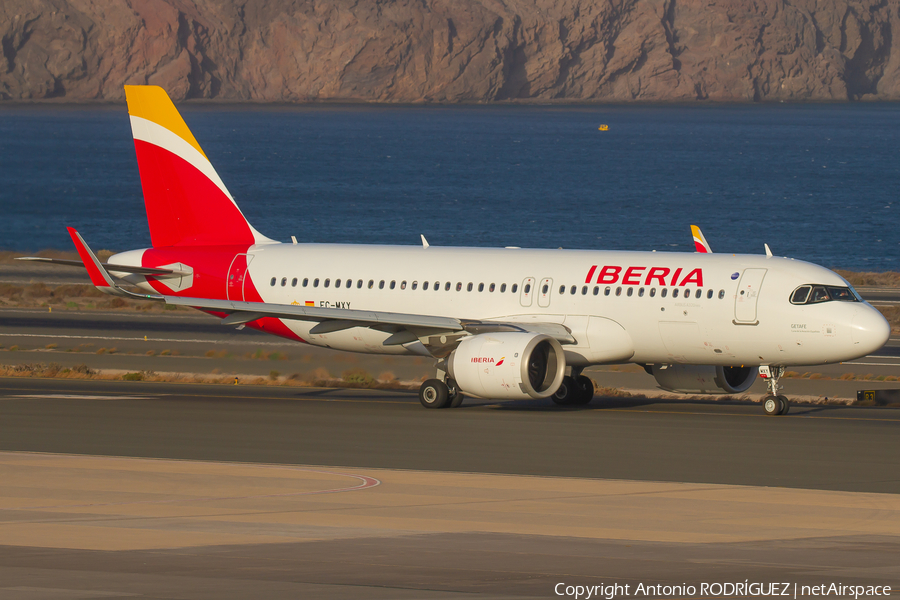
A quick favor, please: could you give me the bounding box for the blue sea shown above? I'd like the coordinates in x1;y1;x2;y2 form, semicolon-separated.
1;102;899;271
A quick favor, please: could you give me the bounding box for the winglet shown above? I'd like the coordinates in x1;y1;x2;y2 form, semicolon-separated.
421;234;430;249
764;243;773;257
67;227;116;289
691;225;712;253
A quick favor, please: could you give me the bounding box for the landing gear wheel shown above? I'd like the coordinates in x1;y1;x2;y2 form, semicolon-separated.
777;395;790;415
419;379;450;409
447;378;464;408
571;375;595;406
763;395;783;416
551;376;577;406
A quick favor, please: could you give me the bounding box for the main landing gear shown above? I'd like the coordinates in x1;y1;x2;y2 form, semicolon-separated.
418;378;463;409
551;372;594;406
760;365;790;416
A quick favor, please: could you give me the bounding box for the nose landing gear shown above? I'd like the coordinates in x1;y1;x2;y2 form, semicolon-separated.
760;365;790;416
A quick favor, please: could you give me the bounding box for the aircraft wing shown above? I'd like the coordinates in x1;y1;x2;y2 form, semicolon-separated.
62;227;576;349
165;296;576;345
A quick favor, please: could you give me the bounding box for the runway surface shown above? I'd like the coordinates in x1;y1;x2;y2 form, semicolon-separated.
2;374;900;597
2;276;900;597
2;377;900;493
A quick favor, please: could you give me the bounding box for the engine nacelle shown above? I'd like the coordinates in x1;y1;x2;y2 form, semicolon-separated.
650;364;758;394
448;332;566;400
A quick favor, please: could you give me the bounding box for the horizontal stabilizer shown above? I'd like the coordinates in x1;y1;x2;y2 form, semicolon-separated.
15;256;188;277
64;228;163;301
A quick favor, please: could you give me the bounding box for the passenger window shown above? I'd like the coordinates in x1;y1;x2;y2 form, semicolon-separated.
695;289;702;299
707;289;713;299
570;285;577;295
325;279;331;288
661;288;667;298
446;282;451;291
542;284;549;294
303;278;309;287
270;277;276;286
593;286;599;296
367;280;374;289
281;277;287;287
390;280;396;290
291;278;298;287
582;286;588;295
457;282;463;291
605;287;611;296
524;284;531;294
649;288;656;297
412;281;417;290
627;287;633;297
559;285;565;294
357;279;363;288
379;280;385;289
400;281;407;290
490;283;495;292
638;287;644;297
335;279;341;288
479;283;485;292
672;288;678;298
314;278;320;288
512;284;518;293
615;287;622;296
501;283;507;293
718;289;725;299
423;281;429;291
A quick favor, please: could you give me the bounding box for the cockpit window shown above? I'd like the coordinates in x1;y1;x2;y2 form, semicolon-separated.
791;286;811;304
790;284;859;305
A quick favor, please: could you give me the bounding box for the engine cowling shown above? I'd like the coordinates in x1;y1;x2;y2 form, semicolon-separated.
448;332;566;399
650;364;758;394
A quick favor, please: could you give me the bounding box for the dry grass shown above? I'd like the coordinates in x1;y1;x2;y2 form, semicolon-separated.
835;270;900;288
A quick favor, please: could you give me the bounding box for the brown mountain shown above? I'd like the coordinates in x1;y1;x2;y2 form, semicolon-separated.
3;0;900;102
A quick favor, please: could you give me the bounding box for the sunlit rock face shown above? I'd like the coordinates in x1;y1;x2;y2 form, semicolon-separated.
2;0;899;102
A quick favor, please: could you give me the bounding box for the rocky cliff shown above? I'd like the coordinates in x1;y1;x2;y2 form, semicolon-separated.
3;0;900;102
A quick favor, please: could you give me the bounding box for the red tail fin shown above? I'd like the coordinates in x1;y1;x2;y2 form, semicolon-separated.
124;85;272;248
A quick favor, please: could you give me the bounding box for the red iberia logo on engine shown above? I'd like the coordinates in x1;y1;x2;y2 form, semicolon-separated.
495;357;505;366
584;265;704;287
471;357;505;366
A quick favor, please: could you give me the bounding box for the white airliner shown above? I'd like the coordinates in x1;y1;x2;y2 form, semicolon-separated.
23;86;890;415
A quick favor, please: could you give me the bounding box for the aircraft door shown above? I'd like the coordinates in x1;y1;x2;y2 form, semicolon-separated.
520;277;535;307
734;268;766;324
226;254;254;301
537;278;553;308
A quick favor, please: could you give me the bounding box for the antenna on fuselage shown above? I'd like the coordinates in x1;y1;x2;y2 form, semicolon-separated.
764;244;773;257
421;234;430;249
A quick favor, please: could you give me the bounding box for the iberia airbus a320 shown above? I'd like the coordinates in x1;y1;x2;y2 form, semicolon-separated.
23;86;890;415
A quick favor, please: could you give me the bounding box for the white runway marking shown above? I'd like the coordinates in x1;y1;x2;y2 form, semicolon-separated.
843;362;900;367
7;394;156;401
0;332;292;346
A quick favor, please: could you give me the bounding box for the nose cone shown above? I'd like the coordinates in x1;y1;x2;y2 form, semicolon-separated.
851;306;891;356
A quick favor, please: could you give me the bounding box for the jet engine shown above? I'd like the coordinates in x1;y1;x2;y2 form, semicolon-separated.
448;332;566;399
649;364;758;394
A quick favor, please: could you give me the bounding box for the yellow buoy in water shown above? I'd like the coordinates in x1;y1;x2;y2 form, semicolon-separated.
598;124;609;131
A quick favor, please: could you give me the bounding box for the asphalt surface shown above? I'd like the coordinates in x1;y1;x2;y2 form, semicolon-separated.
2;376;899;493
